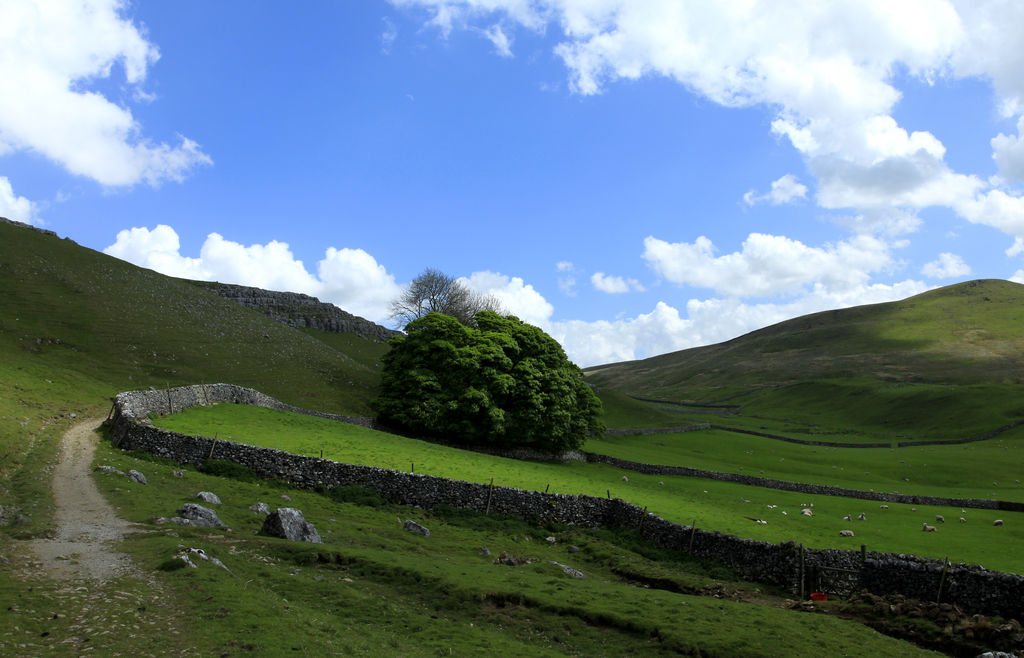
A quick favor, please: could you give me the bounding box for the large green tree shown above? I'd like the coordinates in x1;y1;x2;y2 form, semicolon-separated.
374;311;604;452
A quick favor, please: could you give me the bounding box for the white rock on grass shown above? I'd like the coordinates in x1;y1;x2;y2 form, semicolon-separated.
195;491;222;505
249;502;271;515
127;469;147;485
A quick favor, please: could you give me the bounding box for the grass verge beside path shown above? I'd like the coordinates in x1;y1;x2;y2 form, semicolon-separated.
84;438;942;657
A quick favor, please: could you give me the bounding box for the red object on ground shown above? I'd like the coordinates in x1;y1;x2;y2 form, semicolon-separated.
810;592;828;601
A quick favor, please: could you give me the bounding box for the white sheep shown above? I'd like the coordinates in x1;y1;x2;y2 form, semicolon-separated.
843;514;852;521
857;513;867;521
801;508;813;517
994;519;1004;526
879;504;889;510
922;523;937;532
959;517;966;523
935;515;945;523
622;475;629;483
839;529;855;537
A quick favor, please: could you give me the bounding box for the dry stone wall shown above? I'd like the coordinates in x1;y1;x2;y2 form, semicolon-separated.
107;384;1024;620
583;452;1024;513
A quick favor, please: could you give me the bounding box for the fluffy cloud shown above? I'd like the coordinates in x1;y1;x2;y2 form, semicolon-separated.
104;225;400;321
922;252;971;279
590;271;644;294
550;278;930;367
992;116;1024;182
642;232;894;298
743;174;808;206
0;176;41;225
460;270;554;326
0;0;210;186
395;1;1024;244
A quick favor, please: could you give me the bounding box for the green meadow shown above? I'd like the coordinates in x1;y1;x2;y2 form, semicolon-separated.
57;433;939;657
3;221;1023;654
152;403;1024;575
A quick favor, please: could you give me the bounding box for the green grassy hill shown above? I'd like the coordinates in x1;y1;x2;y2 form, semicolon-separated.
586;280;1024;441
586;279;1024;394
1;219;1019;655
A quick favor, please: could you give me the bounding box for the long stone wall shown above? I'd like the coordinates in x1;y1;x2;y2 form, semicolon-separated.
107;384;1024;621
583;452;1024;513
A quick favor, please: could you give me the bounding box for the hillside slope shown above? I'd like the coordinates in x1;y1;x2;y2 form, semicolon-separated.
587;279;1024;398
0;218;385;416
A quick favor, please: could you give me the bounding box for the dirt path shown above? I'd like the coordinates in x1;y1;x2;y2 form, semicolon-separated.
27;418;140;580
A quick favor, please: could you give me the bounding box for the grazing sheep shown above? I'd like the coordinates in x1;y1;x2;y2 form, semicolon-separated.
911;508;917;512
800;508;813;517
621;476;628;483
959;517;967;523
922;523;937;532
994;519;1004;526
935;515;945;523
843;514;852;522
839;529;855;537
857;513;867;521
879;505;889;510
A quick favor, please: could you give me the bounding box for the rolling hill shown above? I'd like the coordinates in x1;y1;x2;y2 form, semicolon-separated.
585;279;1024;395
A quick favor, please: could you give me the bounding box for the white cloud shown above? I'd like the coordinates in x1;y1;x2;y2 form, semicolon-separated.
642;232;895;298
591;271;643;294
381;16;398;53
0;176;41;225
556;260;577;296
743;173;808;206
992;115;1024;182
550;278;930;367
1011;269;1024;284
0;0;211;186
103;225;400;321
921;252;971;278
395;1;1024;245
460;270;554;326
483;24;513;57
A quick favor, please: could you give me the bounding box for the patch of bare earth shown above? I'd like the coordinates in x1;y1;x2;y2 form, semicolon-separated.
28;419;139;580
3;419;192;655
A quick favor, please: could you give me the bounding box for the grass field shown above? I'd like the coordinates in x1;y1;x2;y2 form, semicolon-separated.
152;403;1024;575
20;432;933;657
3;220;1023;654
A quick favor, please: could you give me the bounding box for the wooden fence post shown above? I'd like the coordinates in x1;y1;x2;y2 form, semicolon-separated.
799;544;805;599
936;558;949;603
485;478;494;515
688;520;697;555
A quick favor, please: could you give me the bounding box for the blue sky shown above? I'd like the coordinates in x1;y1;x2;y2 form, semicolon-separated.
4;1;1024;366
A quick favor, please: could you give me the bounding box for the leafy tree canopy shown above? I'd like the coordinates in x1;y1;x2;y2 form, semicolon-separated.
374;311;604;453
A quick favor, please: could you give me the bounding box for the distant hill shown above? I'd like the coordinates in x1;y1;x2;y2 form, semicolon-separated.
0;218;386;415
586;279;1024;399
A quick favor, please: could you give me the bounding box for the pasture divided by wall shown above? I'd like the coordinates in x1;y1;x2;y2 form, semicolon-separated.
107;384;1024;621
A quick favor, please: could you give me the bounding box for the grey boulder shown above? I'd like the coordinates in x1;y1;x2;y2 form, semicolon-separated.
403;520;430;537
127;469;147;485
261;508;322;543
249;502;271;515
195;491;221;504
176;503;226;528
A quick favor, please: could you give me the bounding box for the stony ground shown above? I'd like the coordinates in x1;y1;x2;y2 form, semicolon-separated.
2;420;190;655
